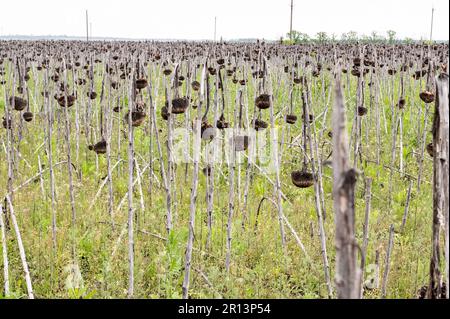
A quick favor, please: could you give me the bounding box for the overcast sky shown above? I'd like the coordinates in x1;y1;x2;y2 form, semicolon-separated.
0;0;448;40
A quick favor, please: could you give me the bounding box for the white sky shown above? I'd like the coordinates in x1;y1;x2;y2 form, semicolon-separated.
0;0;448;40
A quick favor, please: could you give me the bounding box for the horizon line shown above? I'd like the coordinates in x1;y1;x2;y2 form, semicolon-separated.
0;34;449;42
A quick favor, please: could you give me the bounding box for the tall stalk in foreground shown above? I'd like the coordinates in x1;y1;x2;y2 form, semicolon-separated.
0;203;9;297
6;196;34;299
332;73;360;299
182;63;206;299
127;71;136;298
62;59;77;262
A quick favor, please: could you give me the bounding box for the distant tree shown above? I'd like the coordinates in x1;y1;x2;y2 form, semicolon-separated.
299;33;311;43
331;33;337;42
286;31;298;43
371;31;378;42
387;30;397;44
367;31;386;43
286;30;310;44
316;32;329;43
342;31;358;42
361;34;371;43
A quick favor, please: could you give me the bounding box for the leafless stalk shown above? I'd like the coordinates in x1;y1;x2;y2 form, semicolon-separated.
37;155;45;198
360;178;372;298
182;63;206;299
225;89;239;273
143;66;172;234
428;74;449;298
400;180;413;233
303;84;333;298
58;61;78;267
382;224;395;298
0;203;9;297
6;196;34;299
265;57;286;252
333;73;360;299
127;71;136;298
